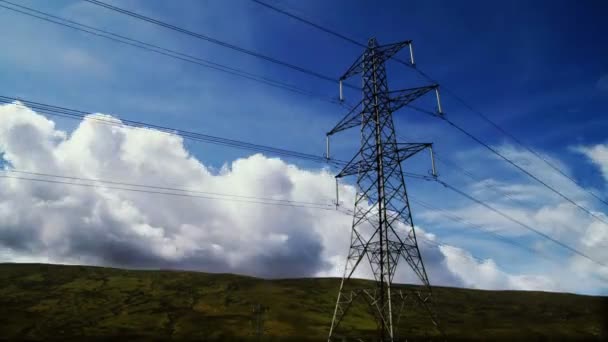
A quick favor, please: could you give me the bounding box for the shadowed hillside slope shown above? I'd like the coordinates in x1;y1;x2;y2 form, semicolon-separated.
0;263;606;341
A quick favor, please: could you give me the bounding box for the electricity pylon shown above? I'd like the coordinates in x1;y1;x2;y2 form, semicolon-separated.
326;38;443;341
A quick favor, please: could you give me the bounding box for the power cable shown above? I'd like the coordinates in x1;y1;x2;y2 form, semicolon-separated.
0;170;516;268
0;169;335;208
436;179;606;267
1;96;439;185
435;114;608;227
409;197;558;264
0;1;343;106
0;95;345;166
0;173;336;210
250;0;366;48
81;0;359;89
414;66;608;208
5;0;606;279
251;0;608;224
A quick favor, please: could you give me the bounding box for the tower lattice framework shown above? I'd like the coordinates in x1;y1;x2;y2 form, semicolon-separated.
327;38;443;341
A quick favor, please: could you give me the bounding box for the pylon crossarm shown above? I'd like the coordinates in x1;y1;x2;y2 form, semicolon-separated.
389;85;437;112
327;100;364;135
340;54;365;81
337;144;429;180
336;158;374;178
395;143;432;162
375;40;413;64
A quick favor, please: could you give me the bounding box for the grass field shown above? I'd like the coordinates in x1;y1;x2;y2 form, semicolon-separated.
0;263;606;341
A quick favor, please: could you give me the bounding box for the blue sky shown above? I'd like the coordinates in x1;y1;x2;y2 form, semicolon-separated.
1;0;607;294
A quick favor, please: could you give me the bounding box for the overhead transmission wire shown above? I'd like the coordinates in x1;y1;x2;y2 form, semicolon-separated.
0;173;339;210
0;95;345;166
249;0;608;224
6;169;608;284
80;0;360;90
433;151;543;217
250;0;608;207
251;0;366;48
4;167;605;282
434;179;607;267
78;0;605;223
414;66;608;209
336;190;606;273
334;207;486;265
0;0;353;169
1;96;441;188
399;132;584;251
409;197;557;264
0;169;335;208
401;104;608;229
394;133;604;267
2;97;605;273
6;0;604;226
3;0;605;271
436;113;608;227
0;0;343;107
0;170;491;266
3;94;597;267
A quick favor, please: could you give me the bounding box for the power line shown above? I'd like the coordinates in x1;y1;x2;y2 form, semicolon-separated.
248;0;417;72
1;169;335;208
410;67;608;209
0;170;531;271
369;145;604;268
435;179;606;267
0;95;344;166
1;96;440;187
81;0;359;90
433;152;549;225
4;166;604;281
401;105;608;228
0;3;446;173
8;0;603;226
396;136;596;259
0;173;336;210
405;103;608;230
409;197;558;264
431;151;594;244
4;168;510;256
250;0;366;48
435;114;608;227
3;0;595;280
0;169;426;214
0;1;344;107
336;205;577;286
5;98;605;279
250;0;608;227
5;171;607;286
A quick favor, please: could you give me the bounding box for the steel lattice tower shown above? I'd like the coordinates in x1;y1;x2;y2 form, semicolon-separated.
326;38;443;341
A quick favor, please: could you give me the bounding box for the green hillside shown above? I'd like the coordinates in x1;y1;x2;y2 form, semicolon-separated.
0;263;606;341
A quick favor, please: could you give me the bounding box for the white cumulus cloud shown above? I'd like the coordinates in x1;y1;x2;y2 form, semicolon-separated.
0;101;605;295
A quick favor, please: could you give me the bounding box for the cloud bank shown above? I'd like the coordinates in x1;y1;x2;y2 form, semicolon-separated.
0;102;606;295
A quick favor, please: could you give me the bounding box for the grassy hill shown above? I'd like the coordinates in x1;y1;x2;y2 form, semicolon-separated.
0;263;606;341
